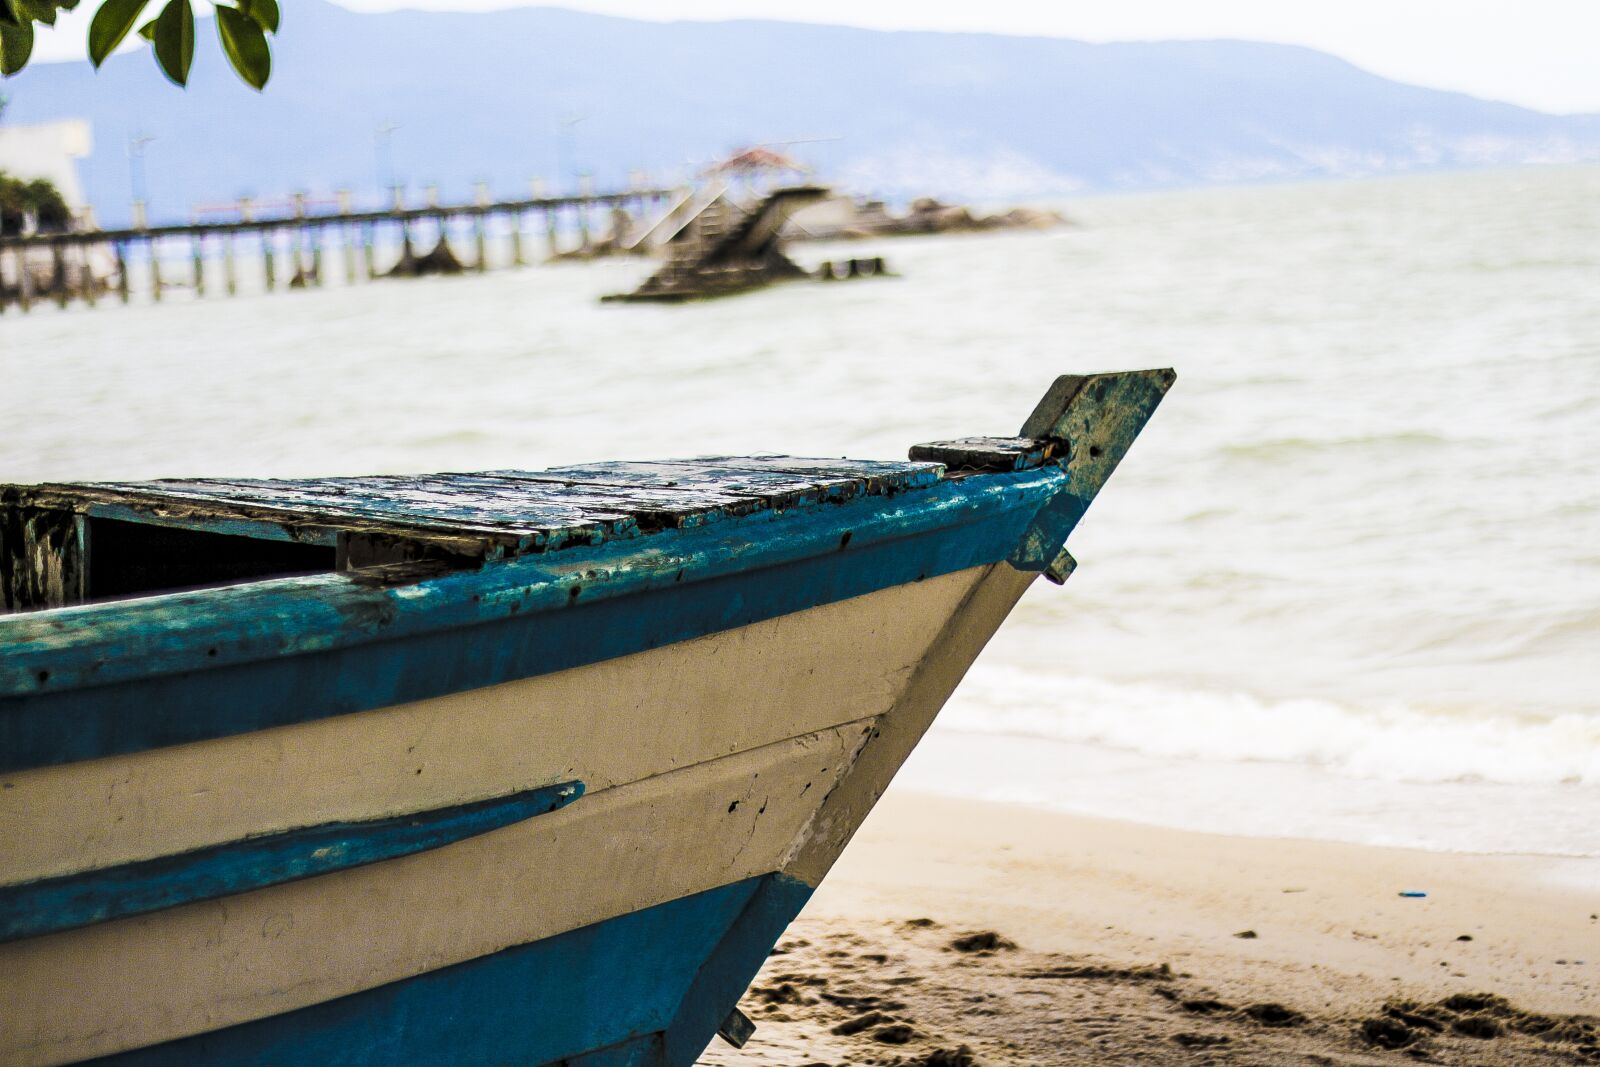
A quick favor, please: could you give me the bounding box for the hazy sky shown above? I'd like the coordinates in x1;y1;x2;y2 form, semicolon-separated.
27;0;1600;114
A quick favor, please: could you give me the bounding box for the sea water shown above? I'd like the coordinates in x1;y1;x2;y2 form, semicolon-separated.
3;165;1596;856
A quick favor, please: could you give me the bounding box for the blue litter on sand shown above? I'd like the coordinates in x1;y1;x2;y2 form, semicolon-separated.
1399;891;1428;898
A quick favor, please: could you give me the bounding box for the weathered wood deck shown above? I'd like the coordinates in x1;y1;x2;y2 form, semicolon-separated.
0;453;998;612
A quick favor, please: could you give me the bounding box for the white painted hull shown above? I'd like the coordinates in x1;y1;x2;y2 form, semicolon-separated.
0;562;1034;1067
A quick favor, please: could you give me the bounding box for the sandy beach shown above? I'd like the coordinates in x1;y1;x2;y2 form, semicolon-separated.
704;792;1599;1066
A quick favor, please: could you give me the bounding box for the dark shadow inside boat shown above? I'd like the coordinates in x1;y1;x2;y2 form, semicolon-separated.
83;517;337;605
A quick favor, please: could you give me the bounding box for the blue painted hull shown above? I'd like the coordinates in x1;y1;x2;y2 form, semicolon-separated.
84;875;812;1067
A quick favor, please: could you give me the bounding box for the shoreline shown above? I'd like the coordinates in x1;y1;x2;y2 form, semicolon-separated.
705;791;1599;1065
894;725;1600;859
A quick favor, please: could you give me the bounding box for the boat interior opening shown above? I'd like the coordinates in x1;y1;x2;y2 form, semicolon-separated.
84;517;336;604
1;505;337;614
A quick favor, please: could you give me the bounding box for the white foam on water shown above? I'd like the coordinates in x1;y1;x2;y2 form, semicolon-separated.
899;721;1600;858
896;660;1600;857
939;663;1600;787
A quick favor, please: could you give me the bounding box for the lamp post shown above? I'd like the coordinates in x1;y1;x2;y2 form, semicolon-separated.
375;121;402;209
127;132;155;230
557;114;586;196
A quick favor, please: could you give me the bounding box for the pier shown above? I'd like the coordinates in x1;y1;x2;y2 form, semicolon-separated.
0;185;675;312
608;185;855;303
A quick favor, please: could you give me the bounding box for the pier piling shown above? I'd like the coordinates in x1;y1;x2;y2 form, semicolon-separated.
191;234;205;297
115;242;130;303
224;234;238;296
17;249;33;312
51;241;68;309
81;244;97;308
343;223;357;285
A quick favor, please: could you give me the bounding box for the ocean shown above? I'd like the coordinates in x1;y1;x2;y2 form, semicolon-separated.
4;164;1597;857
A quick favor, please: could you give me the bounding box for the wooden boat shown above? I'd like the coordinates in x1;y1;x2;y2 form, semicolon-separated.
0;370;1172;1067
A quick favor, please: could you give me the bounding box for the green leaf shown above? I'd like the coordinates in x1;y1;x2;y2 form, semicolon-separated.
56;0;79;10
238;0;276;34
215;4;269;89
16;0;54;27
150;0;192;87
0;0;19;29
136;15;154;38
0;18;32;75
87;0;150;66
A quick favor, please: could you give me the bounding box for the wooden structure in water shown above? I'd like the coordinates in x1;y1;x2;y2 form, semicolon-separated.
0;185;673;312
605;185;887;303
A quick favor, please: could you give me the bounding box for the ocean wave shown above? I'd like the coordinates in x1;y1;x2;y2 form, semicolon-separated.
940;665;1600;786
1216;430;1470;460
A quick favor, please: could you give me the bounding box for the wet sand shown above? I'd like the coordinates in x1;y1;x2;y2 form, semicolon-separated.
703;792;1599;1066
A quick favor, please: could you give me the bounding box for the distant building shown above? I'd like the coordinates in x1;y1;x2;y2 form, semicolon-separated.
0;119;95;216
0;120;114;305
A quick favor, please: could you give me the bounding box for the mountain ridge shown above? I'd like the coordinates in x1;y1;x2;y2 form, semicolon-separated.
4;0;1597;227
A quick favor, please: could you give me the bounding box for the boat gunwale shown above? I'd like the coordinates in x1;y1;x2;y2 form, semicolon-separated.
0;465;1068;700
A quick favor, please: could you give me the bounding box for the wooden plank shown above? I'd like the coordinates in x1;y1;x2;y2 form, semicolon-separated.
529;460;895;502
248;476;649;546
448;473;765;529
79;499;341;547
907;436;1056;472
84;469;799;538
491;459;944;518
678;456;945;495
489;463;843;515
12;477;647;564
82;480;585;546
494;462;827;497
1;456;948;584
25;483;524;559
0;504;87;612
17;485;532;576
241;476;642;534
